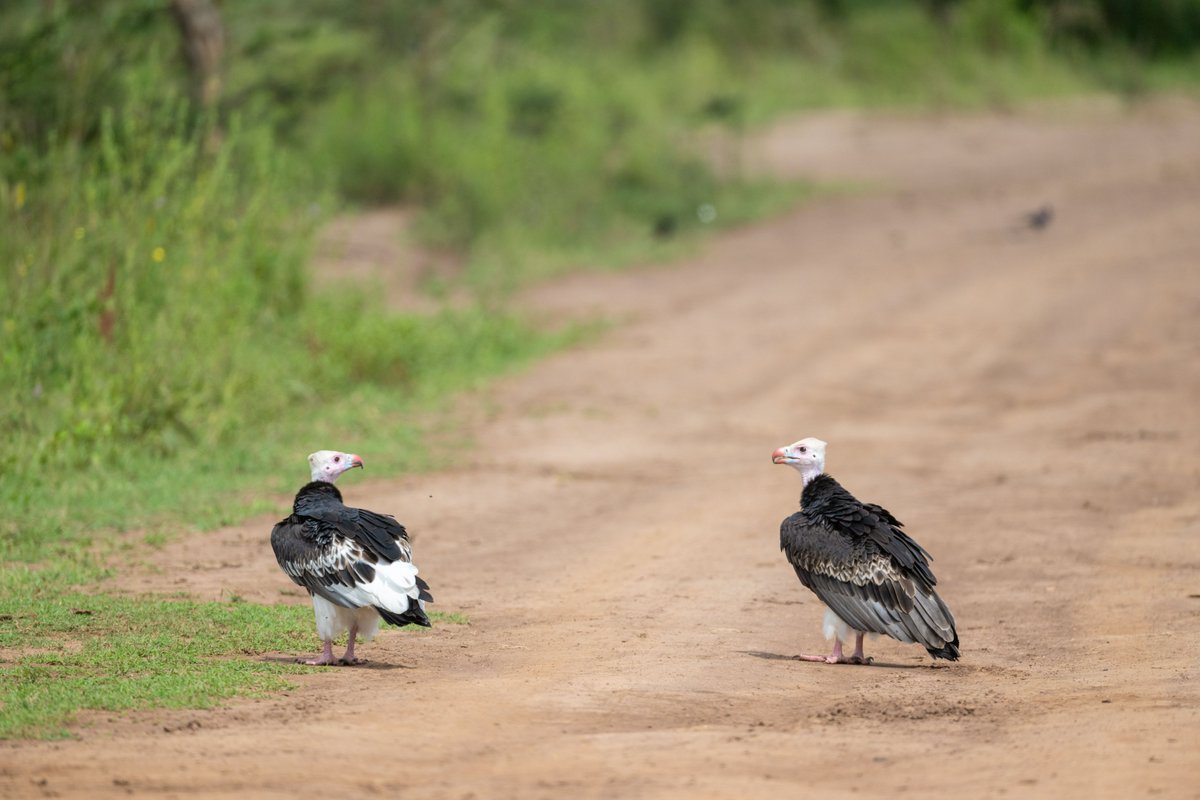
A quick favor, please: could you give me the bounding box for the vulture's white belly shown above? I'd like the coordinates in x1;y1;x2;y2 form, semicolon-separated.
311;594;382;642
822;606;878;643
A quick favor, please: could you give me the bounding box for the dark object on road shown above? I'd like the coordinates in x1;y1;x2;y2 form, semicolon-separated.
1026;205;1055;230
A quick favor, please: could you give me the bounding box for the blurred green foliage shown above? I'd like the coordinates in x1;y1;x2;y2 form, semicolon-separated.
1019;0;1200;55
1;0;1198;563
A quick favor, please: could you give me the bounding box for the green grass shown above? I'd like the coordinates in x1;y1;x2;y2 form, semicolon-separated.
0;562;466;739
299;34;824;293
0;96;582;562
1;304;580;564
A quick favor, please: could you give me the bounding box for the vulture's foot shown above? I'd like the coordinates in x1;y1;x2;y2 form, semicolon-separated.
299;654;338;666
795;653;871;665
337;657;367;666
796;639;871;665
300;641;337;666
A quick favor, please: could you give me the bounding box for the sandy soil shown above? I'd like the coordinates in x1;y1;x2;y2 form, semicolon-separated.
3;96;1200;799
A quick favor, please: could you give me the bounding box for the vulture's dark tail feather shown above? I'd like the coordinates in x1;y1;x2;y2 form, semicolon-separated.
416;576;434;603
926;636;961;661
377;602;432;628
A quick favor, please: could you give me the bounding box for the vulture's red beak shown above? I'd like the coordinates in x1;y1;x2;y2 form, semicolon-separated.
772;447;788;464
350;454;364;470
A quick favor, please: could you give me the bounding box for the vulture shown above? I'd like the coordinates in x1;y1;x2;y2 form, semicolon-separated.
772;437;959;664
271;450;432;666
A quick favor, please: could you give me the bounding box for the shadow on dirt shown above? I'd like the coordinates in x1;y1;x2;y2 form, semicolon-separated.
259;655;415;671
739;650;926;670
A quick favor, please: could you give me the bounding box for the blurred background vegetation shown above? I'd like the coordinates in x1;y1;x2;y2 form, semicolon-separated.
2;0;1199;561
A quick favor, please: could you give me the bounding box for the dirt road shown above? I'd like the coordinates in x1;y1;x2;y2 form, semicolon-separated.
4;97;1199;799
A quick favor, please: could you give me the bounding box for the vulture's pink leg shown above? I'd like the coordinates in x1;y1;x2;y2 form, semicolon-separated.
339;625;365;666
797;637;870;665
849;632;873;665
797;638;847;664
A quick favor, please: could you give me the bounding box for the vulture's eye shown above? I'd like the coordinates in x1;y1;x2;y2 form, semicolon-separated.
798;446;807;454
333;456;341;463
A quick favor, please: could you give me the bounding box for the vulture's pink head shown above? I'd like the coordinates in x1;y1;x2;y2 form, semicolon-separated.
308;450;364;483
772;437;827;486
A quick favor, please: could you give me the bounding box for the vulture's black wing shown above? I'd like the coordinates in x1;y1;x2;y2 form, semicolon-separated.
271;515;379;607
781;475;958;660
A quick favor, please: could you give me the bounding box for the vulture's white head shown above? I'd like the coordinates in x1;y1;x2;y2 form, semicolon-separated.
308;450;364;483
772;437;827;486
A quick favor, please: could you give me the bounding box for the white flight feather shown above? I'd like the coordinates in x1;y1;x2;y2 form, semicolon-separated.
308;557;425;641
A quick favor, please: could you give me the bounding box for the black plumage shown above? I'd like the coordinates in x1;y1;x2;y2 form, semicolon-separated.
780;474;959;660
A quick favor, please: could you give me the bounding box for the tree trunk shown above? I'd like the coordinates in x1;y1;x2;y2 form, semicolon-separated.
169;0;225;110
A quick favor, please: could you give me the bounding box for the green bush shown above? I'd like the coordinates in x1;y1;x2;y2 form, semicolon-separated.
0;0;182;146
2;0;1197;564
0;89;568;562
1;106;312;472
1022;0;1200;55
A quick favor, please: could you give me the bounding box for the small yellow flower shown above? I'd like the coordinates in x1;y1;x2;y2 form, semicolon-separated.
152;247;166;263
2;319;14;336
14;182;25;210
74;227;85;241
